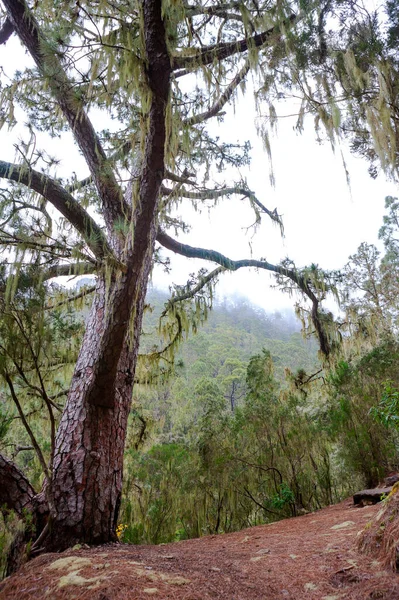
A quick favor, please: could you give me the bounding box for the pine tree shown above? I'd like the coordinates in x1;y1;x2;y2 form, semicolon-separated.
0;0;395;569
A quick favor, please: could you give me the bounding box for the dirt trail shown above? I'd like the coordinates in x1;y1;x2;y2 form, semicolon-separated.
1;499;398;599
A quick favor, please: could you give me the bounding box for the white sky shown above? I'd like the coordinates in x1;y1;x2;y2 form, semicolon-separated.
1;23;398;313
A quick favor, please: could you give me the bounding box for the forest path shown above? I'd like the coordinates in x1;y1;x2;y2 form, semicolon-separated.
1;499;398;599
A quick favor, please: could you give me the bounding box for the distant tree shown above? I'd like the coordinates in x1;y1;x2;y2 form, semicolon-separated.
0;0;395;568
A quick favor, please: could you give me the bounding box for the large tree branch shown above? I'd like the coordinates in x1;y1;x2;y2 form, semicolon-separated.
156;229;331;356
157;228;290;273
2;0;125;233
172;14;296;71
0;161;113;261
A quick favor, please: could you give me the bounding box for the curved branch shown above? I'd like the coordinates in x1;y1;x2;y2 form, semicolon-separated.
0;160;113;261
3;0;125;231
172;14;296;71
156;229;331;356
157;229;282;272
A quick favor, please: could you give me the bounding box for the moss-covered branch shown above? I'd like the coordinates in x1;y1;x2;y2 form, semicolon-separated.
160;183;283;229
172;15;296;71
183;61;251;126
0;160;113;261
156;229;331;356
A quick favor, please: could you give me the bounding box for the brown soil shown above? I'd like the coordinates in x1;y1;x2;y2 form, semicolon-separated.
1;499;398;600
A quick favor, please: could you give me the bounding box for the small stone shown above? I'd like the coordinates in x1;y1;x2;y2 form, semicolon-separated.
330;521;355;530
304;582;318;591
47;557;92;571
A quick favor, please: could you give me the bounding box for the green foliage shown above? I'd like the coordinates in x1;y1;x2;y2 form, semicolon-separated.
121;323;346;544
325;341;399;488
0;272;85;485
371;382;399;429
270;483;295;509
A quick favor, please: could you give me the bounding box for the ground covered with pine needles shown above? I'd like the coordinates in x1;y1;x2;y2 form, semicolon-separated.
1;498;398;599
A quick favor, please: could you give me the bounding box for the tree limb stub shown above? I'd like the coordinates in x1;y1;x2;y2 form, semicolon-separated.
0;16;13;44
0;453;37;517
156;229;331;357
2;0;125;234
42;262;97;281
0;160;113;261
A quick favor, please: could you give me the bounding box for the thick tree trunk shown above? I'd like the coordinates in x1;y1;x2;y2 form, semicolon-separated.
45;267;151;550
40;0;170;552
